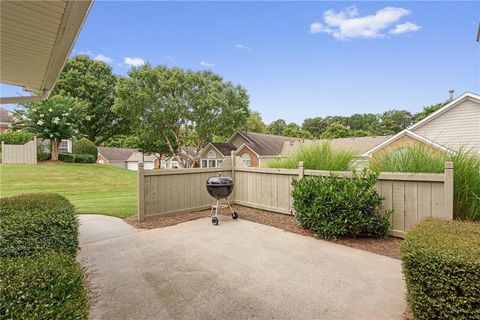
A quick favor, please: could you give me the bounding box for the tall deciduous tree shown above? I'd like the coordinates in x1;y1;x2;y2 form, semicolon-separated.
414;100;449;122
52;55;124;144
114;64;249;167
244;110;267;133
379;109;413;135
267;119;287;135
321;122;351;139
12;95;85;161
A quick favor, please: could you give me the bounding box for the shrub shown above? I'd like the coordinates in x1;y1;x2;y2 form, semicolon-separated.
73;138;98;159
58;153;75;163
0;193;79;257
268;142;354;171
0;252;89;320
292;170;391;239
371;145;480;221
401;219;480;320
74;153;96;163
0;130;34;145
37;151;51;161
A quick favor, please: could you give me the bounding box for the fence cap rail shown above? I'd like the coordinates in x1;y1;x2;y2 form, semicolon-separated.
143;167;232;176
234;166;299;175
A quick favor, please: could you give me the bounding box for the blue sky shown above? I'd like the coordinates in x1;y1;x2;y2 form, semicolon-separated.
2;1;479;124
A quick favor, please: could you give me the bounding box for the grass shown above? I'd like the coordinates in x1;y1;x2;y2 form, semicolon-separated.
371;145;480;221
0;163;137;218
268;142;354;171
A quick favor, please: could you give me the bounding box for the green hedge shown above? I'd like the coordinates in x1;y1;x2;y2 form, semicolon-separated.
0;193;79;257
73;138;98;159
0;130;34;145
59;153;75;163
0;253;89;320
74;153;96;163
401;219;480;319
37;151;51;161
292;170;391;239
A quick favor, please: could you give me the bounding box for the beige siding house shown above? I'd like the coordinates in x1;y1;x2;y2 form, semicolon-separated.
363;92;480;157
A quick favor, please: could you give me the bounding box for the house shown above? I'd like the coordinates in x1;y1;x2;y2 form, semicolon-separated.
199;131;304;168
0;107;13;131
363;92;480;158
126;152;160;171
97;147;137;168
162;146;198;169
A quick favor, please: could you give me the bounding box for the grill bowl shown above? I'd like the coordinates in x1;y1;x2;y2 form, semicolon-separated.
206;175;234;199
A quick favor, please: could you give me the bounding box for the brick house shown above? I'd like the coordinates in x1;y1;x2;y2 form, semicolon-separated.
198;131;303;168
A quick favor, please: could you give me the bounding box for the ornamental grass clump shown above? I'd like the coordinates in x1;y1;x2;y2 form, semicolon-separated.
268;142;354;171
371;145;480;221
401;219;480;320
292;170;391;239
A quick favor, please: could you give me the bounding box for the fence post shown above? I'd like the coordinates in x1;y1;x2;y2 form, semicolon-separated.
444;161;454;220
138;162;145;222
298;161;304;179
33;136;38;164
231;150;236;203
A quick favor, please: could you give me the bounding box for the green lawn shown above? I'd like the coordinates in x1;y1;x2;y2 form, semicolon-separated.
0;163;137;218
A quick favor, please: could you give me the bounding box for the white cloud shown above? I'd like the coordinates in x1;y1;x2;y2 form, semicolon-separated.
389;22;421;35
200;61;215;67
309;6;417;40
124;57;146;67
77;50;93;56
94;54;113;63
236;43;251;50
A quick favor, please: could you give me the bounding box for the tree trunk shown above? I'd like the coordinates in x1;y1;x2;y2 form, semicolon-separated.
51;138;60;161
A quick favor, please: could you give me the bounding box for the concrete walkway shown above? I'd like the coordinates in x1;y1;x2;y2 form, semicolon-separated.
78;214;406;320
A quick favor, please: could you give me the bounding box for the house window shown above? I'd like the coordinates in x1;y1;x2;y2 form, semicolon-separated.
209;160;217;168
207;150;216;159
202;159;208;168
217;159;223;167
59;140;70;154
241;153;251;167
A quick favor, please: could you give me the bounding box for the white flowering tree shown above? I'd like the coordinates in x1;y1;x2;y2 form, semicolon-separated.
12;95;87;161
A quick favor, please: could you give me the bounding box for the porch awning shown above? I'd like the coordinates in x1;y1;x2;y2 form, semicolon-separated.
0;0;93;104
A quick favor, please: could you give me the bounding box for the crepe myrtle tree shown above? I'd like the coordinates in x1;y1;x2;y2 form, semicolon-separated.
115;64;249;168
12;95;87;161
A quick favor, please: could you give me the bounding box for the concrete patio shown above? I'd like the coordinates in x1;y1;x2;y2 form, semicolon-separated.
78;214;406;320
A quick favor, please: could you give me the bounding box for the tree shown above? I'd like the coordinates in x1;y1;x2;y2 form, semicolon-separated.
52;55;125;144
379;110;413;135
321;122;351;139
244;110;266;133
114;64;249;167
302;117;327;138
267;119;287;135
12;95;85;161
346;113;379;133
414;100;449;122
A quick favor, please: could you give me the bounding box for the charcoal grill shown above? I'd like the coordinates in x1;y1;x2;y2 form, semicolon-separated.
206;173;238;225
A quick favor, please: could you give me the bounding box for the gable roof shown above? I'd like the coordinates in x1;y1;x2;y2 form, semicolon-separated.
362;92;479;156
210;142;237;156
325;136;392;154
230;131;303;156
126;152;160;162
409;92;480;131
97;147;136;161
362;130;454;156
0;107;14;124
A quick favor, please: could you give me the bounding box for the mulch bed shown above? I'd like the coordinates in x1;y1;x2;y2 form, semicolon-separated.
124;205;403;260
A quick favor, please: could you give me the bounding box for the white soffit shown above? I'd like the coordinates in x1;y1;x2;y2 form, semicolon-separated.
0;0;93;103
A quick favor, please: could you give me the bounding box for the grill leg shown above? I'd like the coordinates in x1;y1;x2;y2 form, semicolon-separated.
226;198;235;214
214;199;219;218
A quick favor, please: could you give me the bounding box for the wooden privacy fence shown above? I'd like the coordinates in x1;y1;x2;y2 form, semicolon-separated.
1;137;37;164
138;161;454;238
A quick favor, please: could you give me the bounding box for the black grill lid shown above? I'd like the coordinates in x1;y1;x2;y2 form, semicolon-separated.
206;174;234;186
